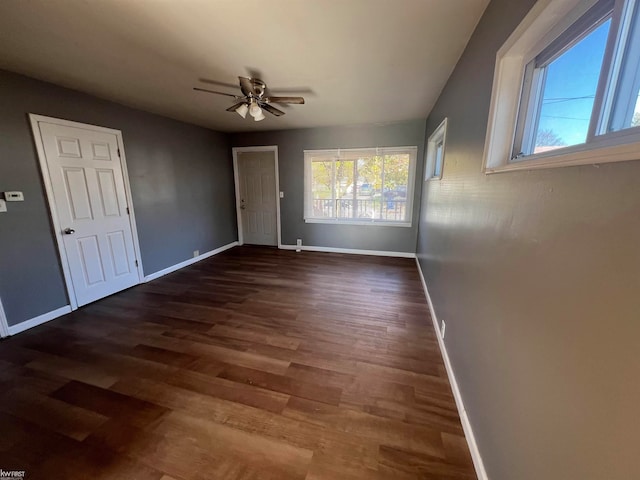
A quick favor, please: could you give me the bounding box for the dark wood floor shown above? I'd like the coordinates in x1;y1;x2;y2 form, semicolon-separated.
0;246;475;479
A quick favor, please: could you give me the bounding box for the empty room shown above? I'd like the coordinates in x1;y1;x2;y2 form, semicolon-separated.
0;0;638;479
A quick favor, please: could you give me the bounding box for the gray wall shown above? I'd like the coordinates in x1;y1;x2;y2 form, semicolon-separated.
417;1;640;479
0;69;237;327
232;120;426;252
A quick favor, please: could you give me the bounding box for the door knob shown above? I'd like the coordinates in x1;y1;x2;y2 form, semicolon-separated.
63;228;75;235
240;205;246;210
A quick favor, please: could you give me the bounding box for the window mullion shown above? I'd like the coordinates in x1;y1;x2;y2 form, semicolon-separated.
523;67;547;155
512;61;536;157
604;0;640;133
589;0;627;140
332;157;337;220
352;159;357;219
380;155;385;220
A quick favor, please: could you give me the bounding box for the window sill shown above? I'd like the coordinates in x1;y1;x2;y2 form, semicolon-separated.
485;138;640;174
304;218;412;228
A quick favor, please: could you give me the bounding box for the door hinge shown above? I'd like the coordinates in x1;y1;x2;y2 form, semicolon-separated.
135;260;138;267
117;148;121;158
126;207;130;215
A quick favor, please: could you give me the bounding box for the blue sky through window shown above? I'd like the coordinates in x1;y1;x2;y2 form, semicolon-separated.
535;19;611;150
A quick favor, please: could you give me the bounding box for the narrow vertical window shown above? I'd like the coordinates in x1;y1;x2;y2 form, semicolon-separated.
425;118;448;180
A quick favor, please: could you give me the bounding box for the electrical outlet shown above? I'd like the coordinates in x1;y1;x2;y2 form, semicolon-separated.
193;250;199;258
440;320;446;339
0;200;6;213
3;191;24;201
296;239;302;247
279;191;284;198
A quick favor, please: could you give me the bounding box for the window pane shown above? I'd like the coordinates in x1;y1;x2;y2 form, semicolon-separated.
532;18;611;154
607;2;640;132
355;156;383;220
311;160;333;218
335;159;354;219
434;142;444;177
381;154;409;222
633;94;640;128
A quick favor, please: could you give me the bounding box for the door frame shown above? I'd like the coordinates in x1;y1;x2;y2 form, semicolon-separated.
231;145;281;247
29;114;145;310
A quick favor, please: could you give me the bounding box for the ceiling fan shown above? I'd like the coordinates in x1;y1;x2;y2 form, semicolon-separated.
194;76;305;122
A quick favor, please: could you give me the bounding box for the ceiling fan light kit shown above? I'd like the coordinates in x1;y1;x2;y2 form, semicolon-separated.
248;101;265;121
253;109;266;122
235;103;249;119
194;76;305;122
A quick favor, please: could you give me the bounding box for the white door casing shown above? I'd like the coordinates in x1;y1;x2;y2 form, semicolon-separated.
233;147;281;247
31;115;143;309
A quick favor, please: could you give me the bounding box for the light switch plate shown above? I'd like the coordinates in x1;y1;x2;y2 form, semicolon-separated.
0;200;6;212
279;191;284;198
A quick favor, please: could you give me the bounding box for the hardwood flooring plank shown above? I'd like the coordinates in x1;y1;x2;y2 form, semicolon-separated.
378;444;477;479
153;410;313;479
283;396;447;459
165;367;291;413
285;362;357;390
218;363;343;406
208;323;302;350
0;386;108;441
111;376;380;468
51;380;170;429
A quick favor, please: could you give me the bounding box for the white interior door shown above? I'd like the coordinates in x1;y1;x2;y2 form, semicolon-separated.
237;151;278;246
38;121;139;307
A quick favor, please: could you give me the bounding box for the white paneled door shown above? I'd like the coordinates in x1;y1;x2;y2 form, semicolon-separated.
237;151;278;246
37;121;140;307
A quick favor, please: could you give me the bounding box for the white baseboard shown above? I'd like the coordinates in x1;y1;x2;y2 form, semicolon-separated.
7;305;72;336
144;241;238;282
414;258;488;480
280;244;415;258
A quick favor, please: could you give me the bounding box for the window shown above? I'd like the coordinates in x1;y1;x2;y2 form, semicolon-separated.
304;146;417;226
425;118;448;180
484;0;640;172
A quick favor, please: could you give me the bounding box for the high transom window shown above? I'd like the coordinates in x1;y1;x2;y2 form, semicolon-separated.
484;0;640;172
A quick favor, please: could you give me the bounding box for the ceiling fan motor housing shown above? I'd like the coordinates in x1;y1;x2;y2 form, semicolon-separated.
251;79;267;98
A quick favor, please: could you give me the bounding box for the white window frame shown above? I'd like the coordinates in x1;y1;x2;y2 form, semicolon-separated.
483;0;640;174
425;118;448;181
303;146;417;227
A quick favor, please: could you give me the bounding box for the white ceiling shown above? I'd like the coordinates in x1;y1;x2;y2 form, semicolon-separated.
0;0;489;133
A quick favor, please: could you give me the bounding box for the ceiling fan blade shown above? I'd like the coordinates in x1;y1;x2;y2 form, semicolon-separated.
264;96;305;105
199;78;240;90
261;103;285;117
269;87;315;95
226;102;247;112
193;87;240;98
239;76;256;96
